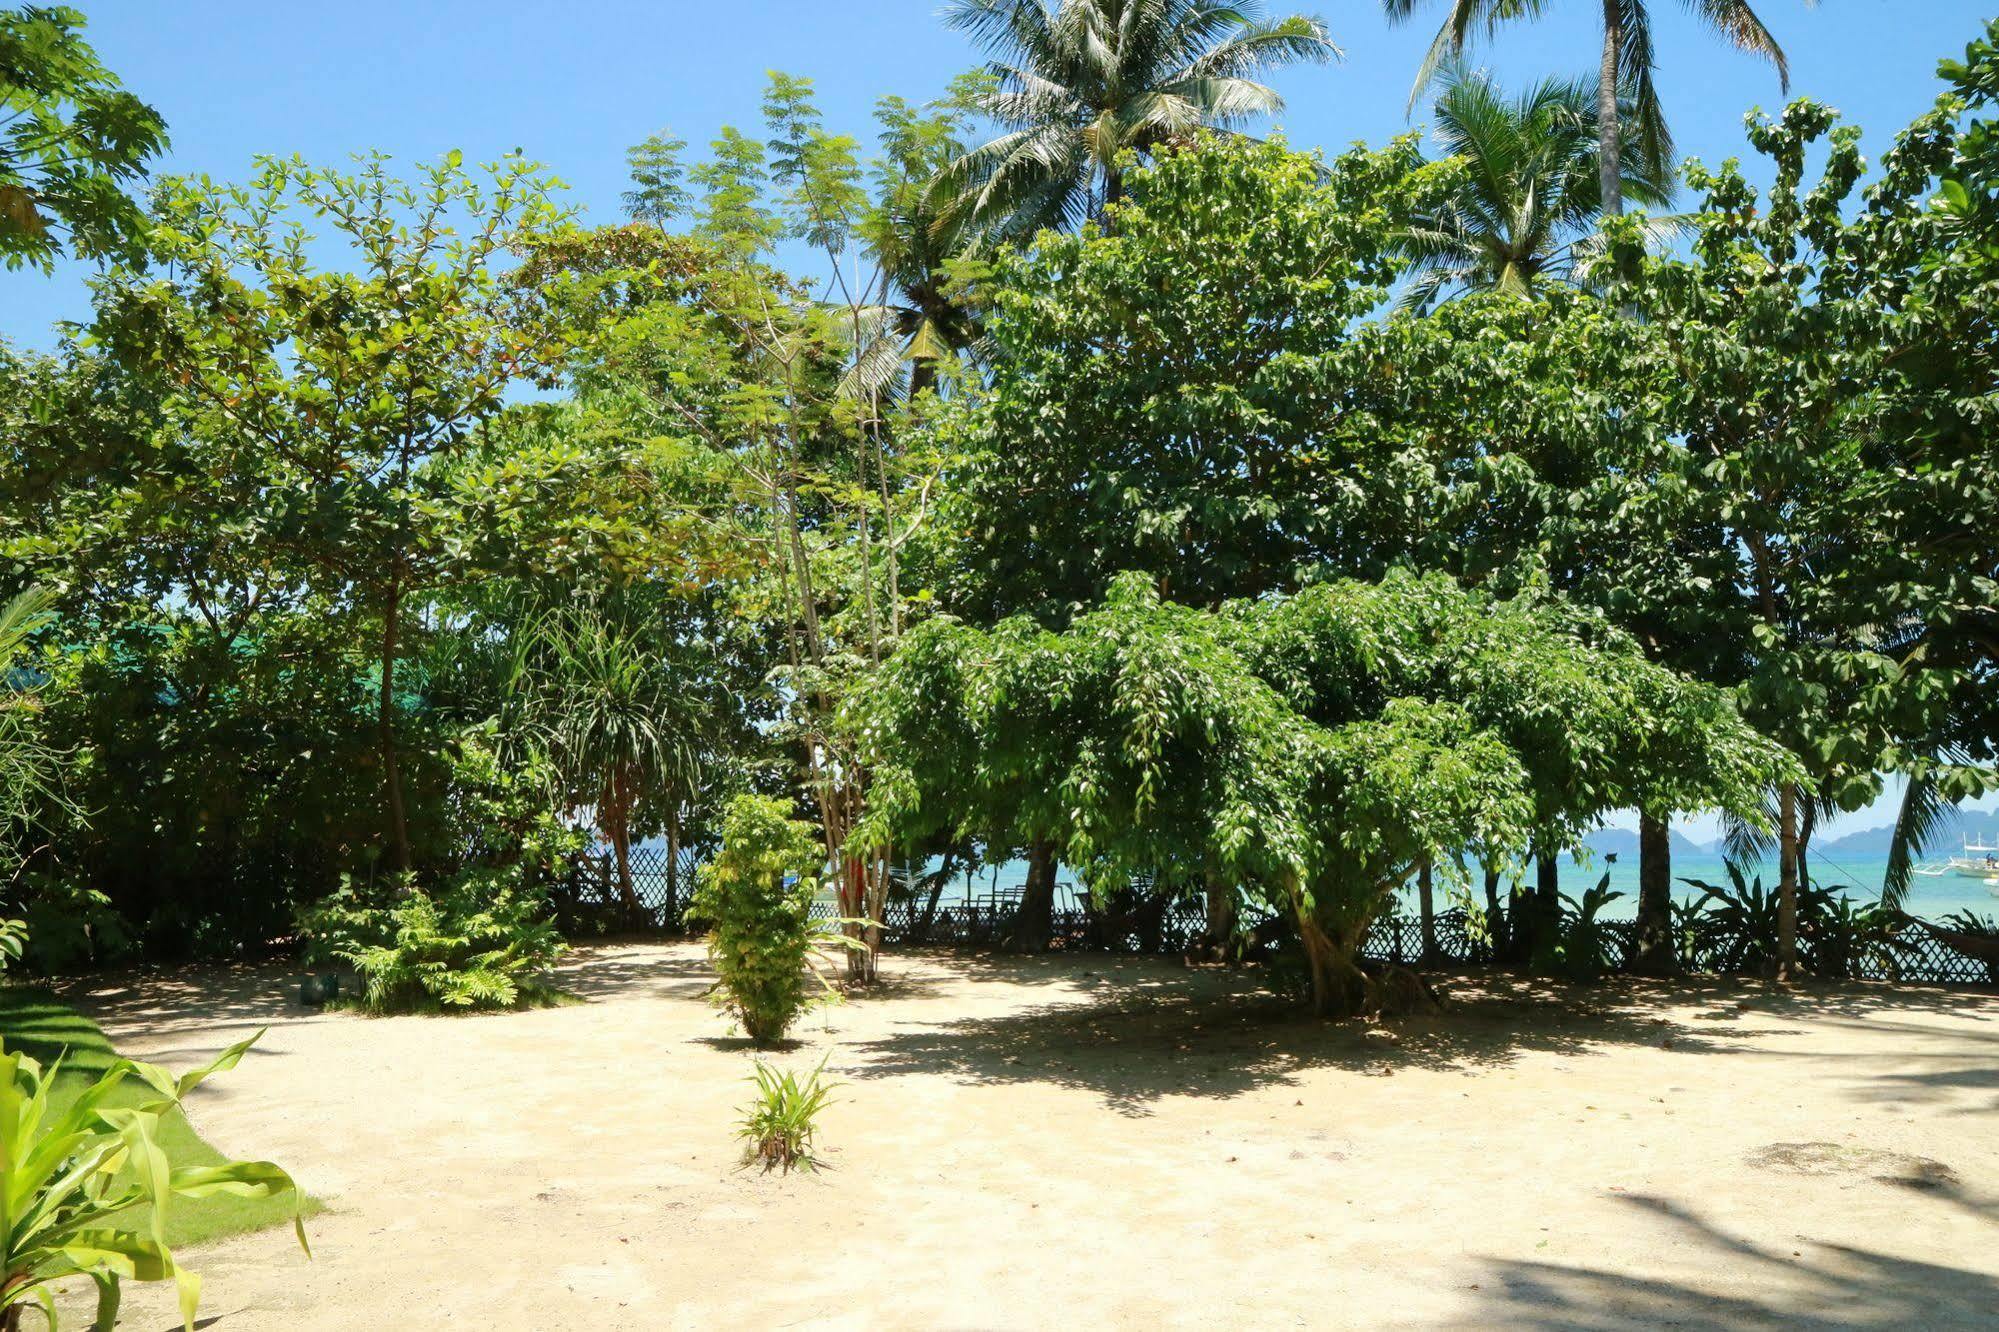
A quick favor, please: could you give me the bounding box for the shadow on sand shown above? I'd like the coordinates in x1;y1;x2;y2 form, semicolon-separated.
839;957;1999;1117
1472;1191;1999;1329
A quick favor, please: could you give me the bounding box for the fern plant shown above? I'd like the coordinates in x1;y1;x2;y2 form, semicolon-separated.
294;732;574;1014
0;1032;306;1332
736;1056;837;1174
299;872;565;1013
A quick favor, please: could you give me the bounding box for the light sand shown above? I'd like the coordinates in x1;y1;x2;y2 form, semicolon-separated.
53;943;1999;1330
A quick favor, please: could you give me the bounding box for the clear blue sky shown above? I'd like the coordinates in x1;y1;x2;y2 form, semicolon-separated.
6;1;1992;342
4;0;1994;838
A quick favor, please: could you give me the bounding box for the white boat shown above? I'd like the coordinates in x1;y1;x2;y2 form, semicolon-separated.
1943;837;1999;888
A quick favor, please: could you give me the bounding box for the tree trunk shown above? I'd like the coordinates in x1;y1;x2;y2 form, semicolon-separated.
378;580;411;876
609;803;641;920
1777;781;1801;979
1297;908;1367;1018
1417;858;1437;965
1202;873;1238;959
1598;0;1625;218
665;810;681;926
1484;862;1506;961
1012;841;1057;952
1632;811;1678;976
1514;847;1562;964
1538;851;1562;954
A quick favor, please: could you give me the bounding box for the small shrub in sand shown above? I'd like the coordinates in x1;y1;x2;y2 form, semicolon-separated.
687;795;840;1045
736;1057;836;1174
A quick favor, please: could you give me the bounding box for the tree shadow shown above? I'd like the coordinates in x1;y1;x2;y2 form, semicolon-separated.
1472;1192;1999;1329
550;943;714;1003
842;967;1760;1116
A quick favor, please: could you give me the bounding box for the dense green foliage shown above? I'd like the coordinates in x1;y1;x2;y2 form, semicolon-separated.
855;570;1788;1013
1;2;1996;1021
295;738;575;1013
0;4;165;270
688;796;833;1044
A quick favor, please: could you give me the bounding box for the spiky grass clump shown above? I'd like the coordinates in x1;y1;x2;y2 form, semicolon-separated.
736;1056;837;1174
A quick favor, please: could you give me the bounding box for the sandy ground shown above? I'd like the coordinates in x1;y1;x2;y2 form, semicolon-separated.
48;942;1999;1330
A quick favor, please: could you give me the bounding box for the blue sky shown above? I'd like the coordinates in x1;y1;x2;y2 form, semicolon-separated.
6;1;1992;341
5;1;1995;837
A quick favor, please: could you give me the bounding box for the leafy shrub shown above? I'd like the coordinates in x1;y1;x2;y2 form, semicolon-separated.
0;1032;306;1330
1536;873;1625;982
1937;911;1999;985
11;877;130;974
302;872;567;1013
1680;861;1897;979
736;1056;837;1174
687;795;835;1045
294;732;575;1014
1800;894;1899;981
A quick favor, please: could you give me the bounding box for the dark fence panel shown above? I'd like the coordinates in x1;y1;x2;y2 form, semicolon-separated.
559;856;1998;988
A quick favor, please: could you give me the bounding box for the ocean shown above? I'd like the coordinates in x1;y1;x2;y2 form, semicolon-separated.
919;849;1999;922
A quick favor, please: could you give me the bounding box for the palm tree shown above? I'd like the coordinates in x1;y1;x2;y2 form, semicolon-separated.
1400;66;1675;312
940;0;1341;237
1383;0;1806;219
513;603;706;918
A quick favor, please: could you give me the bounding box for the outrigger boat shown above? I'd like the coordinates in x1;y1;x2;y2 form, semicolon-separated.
1943;837;1999;890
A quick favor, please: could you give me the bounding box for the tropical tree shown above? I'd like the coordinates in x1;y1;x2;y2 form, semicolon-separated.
939;0;1340;236
92;151;572;873
0;3;166;270
942;132;1429;629
1400;65;1675;312
509;597;712;916
853;569;1786;1013
1383;0;1805;218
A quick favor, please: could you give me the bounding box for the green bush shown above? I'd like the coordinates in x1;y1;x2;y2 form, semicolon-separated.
687;795;830;1045
735;1056;837;1174
0;1031;307;1331
294;732;575;1014
300;872;567;1013
1536;873;1625;982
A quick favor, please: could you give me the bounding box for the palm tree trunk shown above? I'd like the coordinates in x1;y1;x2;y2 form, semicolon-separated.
608;776;641;916
1598;0;1625;218
1777;781;1801;978
1632;811;1677;976
665;809;681;924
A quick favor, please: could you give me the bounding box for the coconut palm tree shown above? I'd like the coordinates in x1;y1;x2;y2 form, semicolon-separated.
1383;0;1807;219
940;0;1341;238
1400;66;1676;312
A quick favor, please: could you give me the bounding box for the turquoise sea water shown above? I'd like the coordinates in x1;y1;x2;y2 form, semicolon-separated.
1417;851;1999;922
918;850;1999;922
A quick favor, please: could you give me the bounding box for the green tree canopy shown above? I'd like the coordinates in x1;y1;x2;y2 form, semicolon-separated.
0;4;166;270
853;569;1788;1014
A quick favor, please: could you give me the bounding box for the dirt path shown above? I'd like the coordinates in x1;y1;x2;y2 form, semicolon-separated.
55;944;1999;1329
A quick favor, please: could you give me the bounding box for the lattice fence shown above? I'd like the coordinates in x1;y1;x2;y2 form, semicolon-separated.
555;854;1999;987
550;846;703;933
